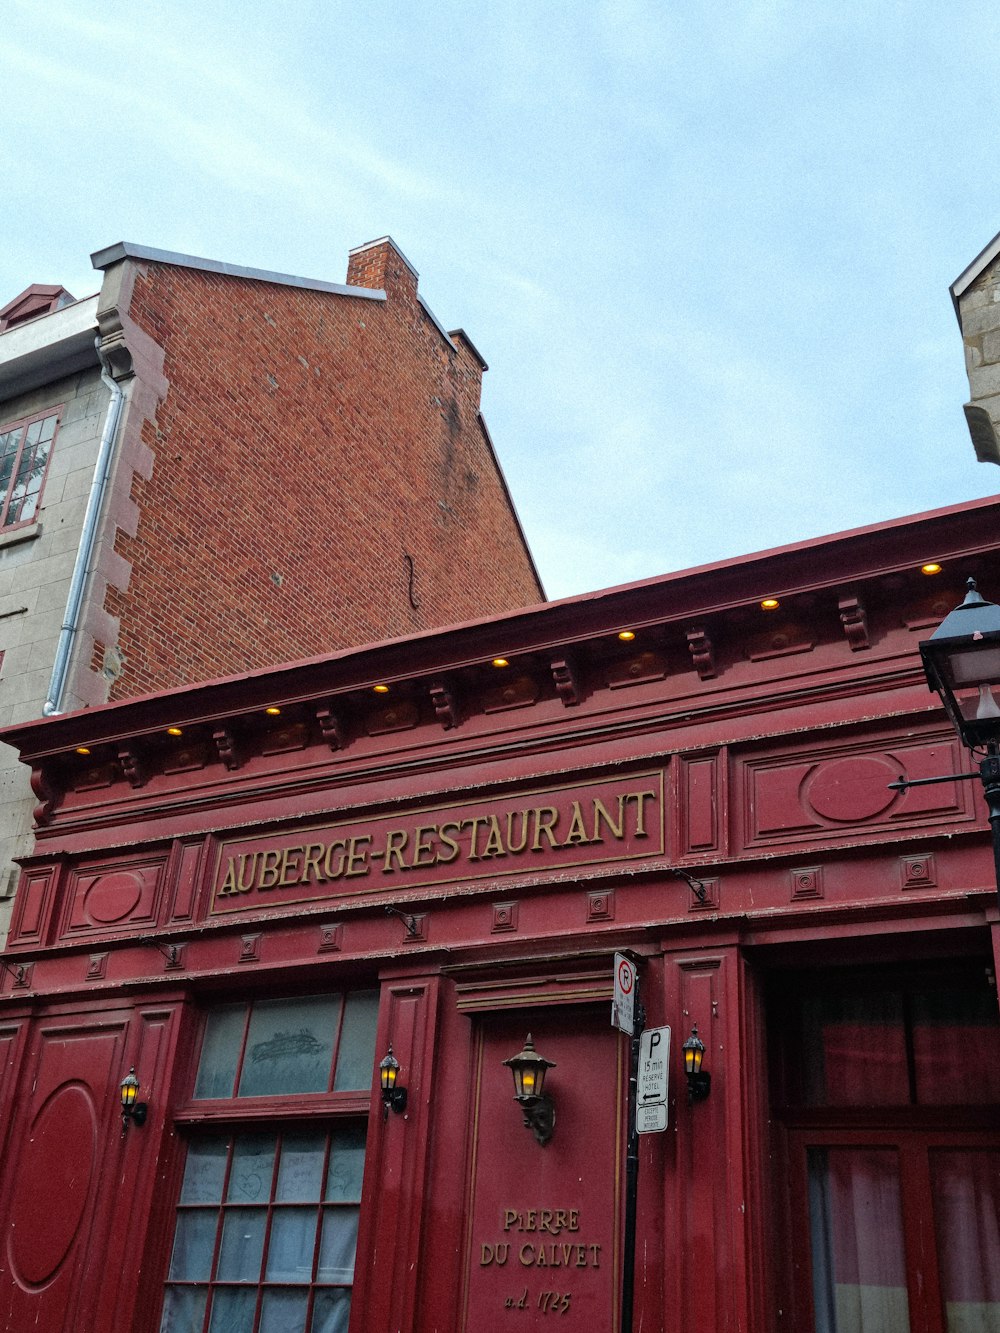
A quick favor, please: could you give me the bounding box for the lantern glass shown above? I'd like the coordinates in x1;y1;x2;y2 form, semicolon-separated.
503;1034;555;1104
121;1068;140;1110
682;1029;705;1076
920;580;1000;750
379;1048;399;1094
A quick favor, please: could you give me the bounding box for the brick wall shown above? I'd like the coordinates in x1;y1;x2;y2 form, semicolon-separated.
101;241;543;700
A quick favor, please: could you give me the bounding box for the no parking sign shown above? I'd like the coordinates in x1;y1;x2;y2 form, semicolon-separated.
612;952;637;1034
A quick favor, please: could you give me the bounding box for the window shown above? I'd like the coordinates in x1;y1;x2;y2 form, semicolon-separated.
160;992;378;1333
0;409;59;528
770;964;1000;1333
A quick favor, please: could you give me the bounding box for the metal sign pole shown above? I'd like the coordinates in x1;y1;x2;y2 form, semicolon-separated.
621;979;644;1333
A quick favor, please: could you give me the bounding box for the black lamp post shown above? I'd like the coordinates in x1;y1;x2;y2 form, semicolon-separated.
919;577;1000;902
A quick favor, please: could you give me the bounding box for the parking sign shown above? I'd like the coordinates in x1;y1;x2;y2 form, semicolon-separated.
612;952;637;1034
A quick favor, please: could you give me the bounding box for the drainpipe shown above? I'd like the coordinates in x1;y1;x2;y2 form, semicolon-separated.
43;337;125;715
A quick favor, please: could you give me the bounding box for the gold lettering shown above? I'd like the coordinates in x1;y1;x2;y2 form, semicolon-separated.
324;840;346;879
383;829;408;872
237;853;257;892
591;797;625;841
258;848;282;889
539;1209;554;1234
525;1210;537;1231
506;809;529;853
437;822;461;864
531;807;559;851
519;1244;535;1266
589;1244;601;1267
218;858;238;896
535;1245;548;1267
561;800;591;846
569;1210;579;1231
554;1209;568;1233
465;816;489;861
301;843;326;884
411;824;437;868
627;789;657;837
278;845;304;887
575;1245;588;1267
503;1209;519;1232
480;815;506;859
344;835;371;878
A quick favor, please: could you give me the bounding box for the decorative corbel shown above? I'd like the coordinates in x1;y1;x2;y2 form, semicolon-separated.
838;595;870;651
29;765;58;825
213;727;241;771
686;627;716;679
429;679;460;730
316;707;345;751
551;656;582;706
118;742;145;789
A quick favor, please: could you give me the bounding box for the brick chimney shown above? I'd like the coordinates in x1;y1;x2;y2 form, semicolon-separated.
952;232;1000;465
346;237;418;301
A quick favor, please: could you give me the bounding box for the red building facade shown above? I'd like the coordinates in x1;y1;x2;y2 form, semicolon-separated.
0;497;998;1333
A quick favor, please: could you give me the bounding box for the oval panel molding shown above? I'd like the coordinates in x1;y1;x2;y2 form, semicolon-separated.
805;755;899;823
8;1083;97;1287
83;871;144;924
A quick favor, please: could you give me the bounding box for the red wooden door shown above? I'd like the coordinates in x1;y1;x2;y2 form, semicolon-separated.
459;1010;626;1333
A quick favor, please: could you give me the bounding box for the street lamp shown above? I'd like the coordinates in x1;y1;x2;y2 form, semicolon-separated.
919;577;1000;900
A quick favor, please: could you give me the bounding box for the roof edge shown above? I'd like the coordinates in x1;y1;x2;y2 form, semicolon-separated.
950;227;1000;324
89;242;387;303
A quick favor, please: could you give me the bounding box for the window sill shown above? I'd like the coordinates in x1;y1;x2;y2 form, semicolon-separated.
0;522;41;552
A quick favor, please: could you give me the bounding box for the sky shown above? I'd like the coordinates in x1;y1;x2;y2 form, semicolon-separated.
2;0;999;601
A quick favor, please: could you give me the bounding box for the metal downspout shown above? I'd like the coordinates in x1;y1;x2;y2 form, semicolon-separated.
42;337;125;715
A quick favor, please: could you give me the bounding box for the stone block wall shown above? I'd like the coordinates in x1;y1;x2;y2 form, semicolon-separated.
0;365;110;905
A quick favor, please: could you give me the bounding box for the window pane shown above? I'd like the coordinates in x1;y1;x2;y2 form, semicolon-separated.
159;1284;208;1332
317;1208;359;1284
311;1289;351;1333
180;1140;228;1204
208;1287;258;1333
913;989;1000;1105
808;1147;909;1333
276;1133;326;1202
217;1208;266;1282
168;1210;218;1281
227;1135;276;1204
194;1006;246;1100
799;992;909;1106
37;414;58;443
266;1208;317;1282
239;997;341;1097
162;1126;365;1327
931;1150;1000;1332
260;1289;309;1332
333;991;378;1091
325;1127;366;1202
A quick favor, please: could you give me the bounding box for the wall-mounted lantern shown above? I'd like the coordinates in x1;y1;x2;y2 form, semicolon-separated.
379;1045;408;1118
682;1027;711;1102
120;1067;148;1130
503;1033;556;1146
